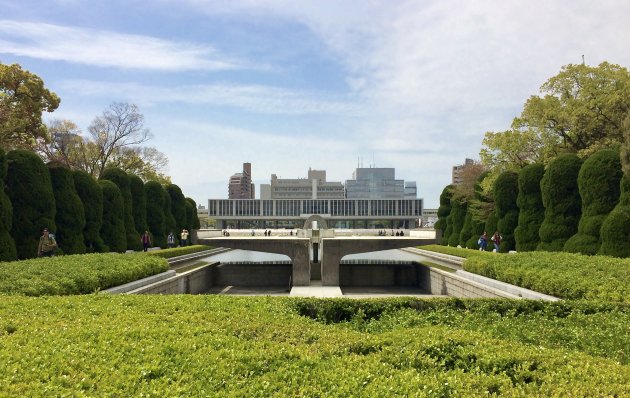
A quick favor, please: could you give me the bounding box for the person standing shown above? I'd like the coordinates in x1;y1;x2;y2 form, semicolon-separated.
478;231;488;251
492;231;502;253
167;232;175;248
180;229;189;247
140;230;152;252
38;228;57;257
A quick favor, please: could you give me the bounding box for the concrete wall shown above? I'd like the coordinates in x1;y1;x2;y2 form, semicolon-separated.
211;263;291;287
418;266;520;299
125;263;217;295
340;264;420;286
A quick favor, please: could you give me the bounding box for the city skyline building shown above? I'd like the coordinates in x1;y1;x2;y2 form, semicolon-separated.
260;168;345;200
345;167;417;199
228;162;255;199
452;158;474;186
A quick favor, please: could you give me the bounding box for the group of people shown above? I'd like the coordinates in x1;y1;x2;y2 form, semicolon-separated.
140;228;190;252
478;231;502;252
377;230;405;236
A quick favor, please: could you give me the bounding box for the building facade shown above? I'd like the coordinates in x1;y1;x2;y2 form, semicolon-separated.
228;162;255;199
345;167;417;199
452;158;474;186
260;168;344;200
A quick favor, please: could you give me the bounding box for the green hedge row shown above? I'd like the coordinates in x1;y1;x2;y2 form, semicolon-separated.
147;244;213;259
0;253;168;296
0;296;627;396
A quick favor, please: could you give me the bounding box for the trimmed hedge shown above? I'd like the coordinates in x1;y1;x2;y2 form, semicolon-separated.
436;185;454;244
147;245;212;259
599;175;630;257
0;148;16;261
537;154;582;252
6;150;56;259
166;184;187;236
73;170;107;253
48;164;86;254
0;253;168;295
447;197;467;246
565;149;622;255
494;171;519;252
145;181;166;248
128;174;149;235
185;197;200;230
514;164;544;252
484;211;498;251
162;187;177;246
99;180;126;253
100;168;140;251
464;172;489;249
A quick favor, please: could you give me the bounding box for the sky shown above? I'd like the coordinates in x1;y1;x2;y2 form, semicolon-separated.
2;0;630;208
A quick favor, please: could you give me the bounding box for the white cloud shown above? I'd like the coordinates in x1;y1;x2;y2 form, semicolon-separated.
0;20;243;71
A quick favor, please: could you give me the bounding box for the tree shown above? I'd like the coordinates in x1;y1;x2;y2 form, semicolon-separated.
166;184;187;234
447;197;467;247
186;197;201;230
514;163;545;252
537;154;582;251
436;185;454;244
6;150;56;259
484;211;499;251
48;163;86;254
163;188;177;246
0;148;17;261
100;168;140;251
145;181;166;248
464;172;490;249
128;174;148;234
73;170;107;252
0;63;60;149
110;147;170;184
599;175;630;257
494;171;519;252
185;198;195;234
99;180;126;253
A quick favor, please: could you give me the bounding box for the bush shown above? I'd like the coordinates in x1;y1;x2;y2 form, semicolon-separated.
447;197;467;246
100;168;140;251
48;164;86;254
145;181;166;248
166;184;187;235
0;148;16;261
162;188;177;246
6;150;56;259
147;245;211;259
484;211;498;251
537;154;582;251
0;253;168;295
514;164;545;252
599;175;630;257
185;197;200;230
73;170;107;253
464;172;489;249
99;180;126;253
494;171;519;252
128;174;148;235
564;150;623;255
436;185;454;244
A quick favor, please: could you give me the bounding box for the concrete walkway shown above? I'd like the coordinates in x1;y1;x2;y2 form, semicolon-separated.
289;280;343;297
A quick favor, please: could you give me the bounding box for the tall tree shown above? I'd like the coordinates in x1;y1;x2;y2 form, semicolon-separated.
514;163;545;252
162;188;177;246
186;197;201;230
128;174;148;234
73;170;107;253
100;168;140;251
436;185;454;244
145;181;166;248
0;148;17;261
493;171;519;253
99;180;126;253
166;184;187;234
48;163;86;254
0;63;60;149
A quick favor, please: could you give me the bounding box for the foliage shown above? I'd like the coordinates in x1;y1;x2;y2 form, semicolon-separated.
147;245;212;259
166;184;187;235
0;63;60;149
145;181;166;248
5;150;56;259
0;296;627;396
458;212;474;248
564;150;622;254
435;185;454;243
98;180;126;253
483;211;498;251
72;170;107;253
0;253;168;295
537;154;582;251
48;163;86;254
0;148;16;261
186;197;201;230
622;112;630;175
599;175;630;257
514;164;545;252
163;187;177;246
493;171;519;252
128;173;148;234
421;244;495;259
447;197;467;247
100;167;140;251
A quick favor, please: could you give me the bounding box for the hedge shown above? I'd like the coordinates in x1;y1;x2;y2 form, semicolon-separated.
464;172;489;249
147;244;212;259
185;197;200;230
6;150;56;259
599;174;630;257
99;180;126;253
0;253;168;295
48;163;86;254
0;296;627;396
0;148;16;261
493;171;519;252
73;170;107;253
100;168;140;251
537;154;582;251
436;185;454;244
128;173;149;236
483;211;498;251
514;163;544;252
162;187;177;246
166;183;187;237
145;181;166;248
447;196;466;247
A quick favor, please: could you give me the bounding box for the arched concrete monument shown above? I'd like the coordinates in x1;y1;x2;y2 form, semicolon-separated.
302;214;329;230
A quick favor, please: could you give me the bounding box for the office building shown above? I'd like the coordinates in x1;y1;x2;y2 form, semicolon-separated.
228;162;255;199
452;158;474;186
345;167;416;199
259;168;345;200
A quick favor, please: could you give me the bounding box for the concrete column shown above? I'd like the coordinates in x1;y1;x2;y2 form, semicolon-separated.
291;242;311;286
321;241;341;286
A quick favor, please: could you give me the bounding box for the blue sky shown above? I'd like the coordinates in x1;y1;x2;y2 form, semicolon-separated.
2;0;630;208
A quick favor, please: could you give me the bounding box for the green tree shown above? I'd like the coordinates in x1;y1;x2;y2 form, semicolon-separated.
447;197;467;247
163;188;177;247
128;174;148;234
6;150;56;259
484;211;499;251
537;154;582;252
48;163;86;254
166;184;187;234
494;171;519;252
73;170;107;252
514;163;545;252
564;150;622;255
100;168;140;251
436;185;454;244
145;181;167;248
599;175;630;257
465;172;491;249
185;197;200;230
0;63;60;149
99;180;126;253
0;148;17;261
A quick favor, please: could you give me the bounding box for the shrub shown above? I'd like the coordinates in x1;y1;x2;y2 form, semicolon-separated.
99;180;126;253
6;150;56;259
128;174;148;235
537;154;582;251
514;164;545;252
73;170;107;253
494;171;519;252
464;172;489;249
484;211;498;251
458;212;474;248
100;168;140;251
0;148;16;261
436;185;454;244
599;175;630;257
147;244;211;259
166;184;187;235
186;197;201;230
162;188;177;246
565;150;622;255
447;197;467;247
48;164;86;254
145;181;166;248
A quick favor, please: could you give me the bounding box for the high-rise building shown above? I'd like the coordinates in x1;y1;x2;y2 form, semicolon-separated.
260;168;344;200
345;167;416;199
228;162;255;199
452;158;474;185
